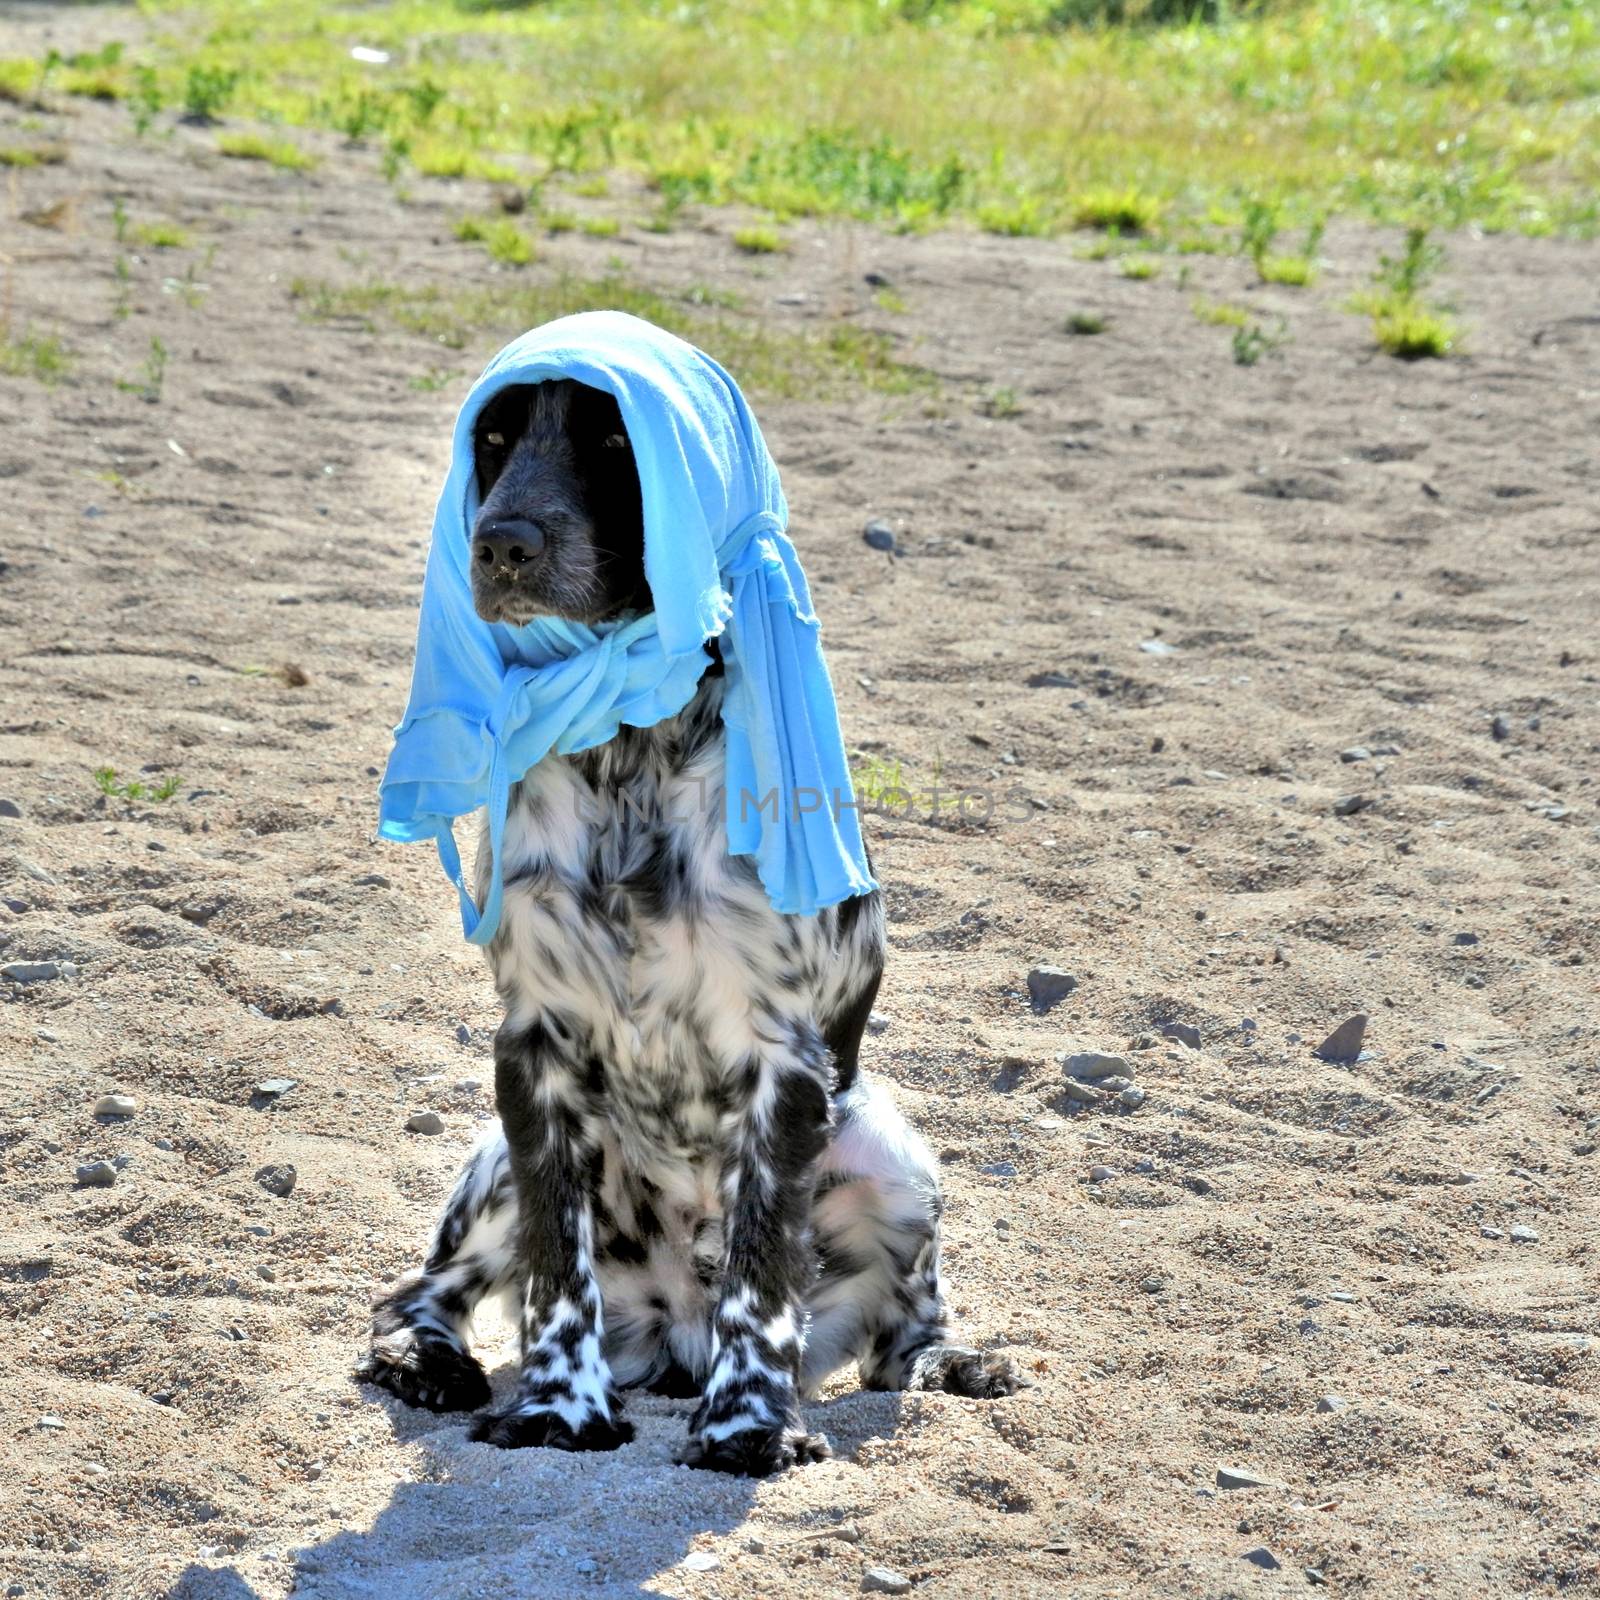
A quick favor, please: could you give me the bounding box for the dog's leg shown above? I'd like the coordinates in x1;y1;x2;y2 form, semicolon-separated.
356;1129;514;1412
469;1017;632;1452
802;1078;1019;1401
679;1023;833;1477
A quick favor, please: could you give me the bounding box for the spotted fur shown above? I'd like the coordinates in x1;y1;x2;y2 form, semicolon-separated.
358;375;1015;1475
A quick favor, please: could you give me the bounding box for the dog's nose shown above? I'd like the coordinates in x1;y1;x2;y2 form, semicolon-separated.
473;520;545;571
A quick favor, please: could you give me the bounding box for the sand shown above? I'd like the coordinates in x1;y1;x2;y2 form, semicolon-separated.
2;20;1598;1599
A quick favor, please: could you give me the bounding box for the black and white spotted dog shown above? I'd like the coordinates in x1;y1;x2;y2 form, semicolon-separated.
357;379;1016;1476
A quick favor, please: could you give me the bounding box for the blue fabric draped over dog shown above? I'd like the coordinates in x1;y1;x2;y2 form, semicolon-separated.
377;310;877;945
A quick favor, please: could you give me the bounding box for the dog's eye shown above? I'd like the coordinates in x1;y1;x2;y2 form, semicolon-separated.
603;433;629;450
484;431;505;448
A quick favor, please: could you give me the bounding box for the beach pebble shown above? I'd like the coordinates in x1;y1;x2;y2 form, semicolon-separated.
254;1078;297;1101
1138;638;1177;656
866;1011;891;1034
455;1023;471;1045
1160;1021;1202;1050
862;519;897;553
982;1160;1017;1177
1061;1051;1133;1080
1332;793;1369;816
3;897;28;913
1491;713;1511;741
1339;747;1371;763
3;961;61;984
1133;1158;1156;1174
1118;1085;1148;1110
456;1078;482;1094
1140;1275;1165;1294
681;1552;721;1572
0;799;21;818
1062;1080;1102;1103
862;1570;912;1596
1089;1164;1117;1183
1027;965;1077;1012
1480;1225;1504;1239
574;1557;597;1574
1509;1225;1540;1243
1315;1395;1346;1413
255;1163;297;1197
1216;1465;1276;1491
406;1111;445;1136
94;1094;137;1118
75;1160;117;1188
1314;1014;1367;1063
1242;1547;1281;1571
37;1414;65;1430
257;1264;277;1282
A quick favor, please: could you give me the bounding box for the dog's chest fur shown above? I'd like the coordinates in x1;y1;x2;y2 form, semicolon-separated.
479;668;875;1182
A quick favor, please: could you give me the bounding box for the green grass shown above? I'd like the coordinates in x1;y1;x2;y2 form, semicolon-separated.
1256;253;1316;286
39;0;1599;239
0;141;66;168
1073;186;1161;233
580;216;622;239
289;269;934;401
1366;296;1459;358
216;131;317;171
454;215;535;265
1065;311;1106;335
131;219;191;249
1192;297;1249;327
732;224;785;253
0;327;71;384
1118;254;1161;280
1232;318;1289;365
93;767;182;803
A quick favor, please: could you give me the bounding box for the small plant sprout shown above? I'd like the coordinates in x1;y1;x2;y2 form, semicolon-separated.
732;225;786;254
1119;255;1160;280
1073;186;1160;233
1066;312;1107;335
980;386;1022;417
1231;318;1289;366
181;63;239;124
94;767;182;803
1373;303;1459;359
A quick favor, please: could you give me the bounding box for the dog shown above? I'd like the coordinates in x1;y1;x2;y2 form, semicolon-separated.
357;377;1017;1476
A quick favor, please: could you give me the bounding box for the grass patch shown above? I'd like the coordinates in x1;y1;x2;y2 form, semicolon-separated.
1257;253;1316;286
978;385;1022;417
131;219;191;249
732;224;785;253
1232;318;1289;366
454;215;535;265
1118;255;1161;280
1369;298;1459;359
0;141;67;168
1065;312;1107;335
1073;186;1160;233
580;216;621;239
89;0;1600;239
289;269;934;401
976;197;1053;237
1191;298;1249;327
0;327;71;384
94;767;182;803
217;131;317;171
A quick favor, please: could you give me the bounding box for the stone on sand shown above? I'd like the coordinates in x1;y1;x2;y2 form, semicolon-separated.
1061;1050;1133;1080
94;1094;137;1118
1027;966;1077;1012
1216;1465;1276;1490
255;1163;297;1197
862;1570;912;1596
75;1160;117;1188
406;1111;445;1135
1160;1021;1202;1050
1314;1014;1367;1063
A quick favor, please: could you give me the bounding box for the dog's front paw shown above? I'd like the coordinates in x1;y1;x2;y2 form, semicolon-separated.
468;1404;634;1453
678;1423;830;1478
356;1331;491;1414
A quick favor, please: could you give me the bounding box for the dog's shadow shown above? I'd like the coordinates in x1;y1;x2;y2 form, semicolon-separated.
262;1357;910;1599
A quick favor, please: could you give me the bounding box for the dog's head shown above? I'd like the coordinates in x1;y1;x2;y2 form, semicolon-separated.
469;379;647;627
